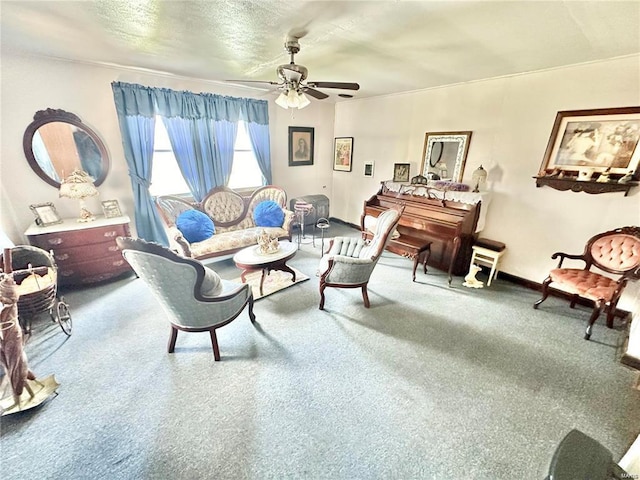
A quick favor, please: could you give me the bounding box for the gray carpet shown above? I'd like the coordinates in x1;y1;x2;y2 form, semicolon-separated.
1;223;639;479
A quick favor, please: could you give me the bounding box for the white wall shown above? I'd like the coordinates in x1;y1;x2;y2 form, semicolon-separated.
0;50;334;242
2;50;639;308
333;55;640;308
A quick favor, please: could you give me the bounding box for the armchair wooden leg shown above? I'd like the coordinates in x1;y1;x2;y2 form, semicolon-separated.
570;294;578;309
209;329;221;361
533;276;552;309
361;284;370;308
248;295;256;323
319;282;326;310
585;301;604;340
168;325;178;353
606;298;620;328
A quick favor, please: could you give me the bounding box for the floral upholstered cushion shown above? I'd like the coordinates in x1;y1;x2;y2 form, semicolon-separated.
189;226;289;259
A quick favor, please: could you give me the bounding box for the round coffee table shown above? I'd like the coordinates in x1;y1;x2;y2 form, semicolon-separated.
233;241;297;296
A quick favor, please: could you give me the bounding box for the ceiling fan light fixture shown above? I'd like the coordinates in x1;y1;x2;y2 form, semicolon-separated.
298;92;311;108
287;89;300;108
275;91;290;109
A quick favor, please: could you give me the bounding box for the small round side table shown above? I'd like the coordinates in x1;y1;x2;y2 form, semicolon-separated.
315;218;330;253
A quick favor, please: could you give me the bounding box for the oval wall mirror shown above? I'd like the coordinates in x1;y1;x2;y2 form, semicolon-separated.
420;131;472;183
23;108;109;188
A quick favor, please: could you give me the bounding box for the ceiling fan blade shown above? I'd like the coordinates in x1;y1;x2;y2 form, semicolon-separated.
225;80;280;86
303;88;329;100
307;82;360;91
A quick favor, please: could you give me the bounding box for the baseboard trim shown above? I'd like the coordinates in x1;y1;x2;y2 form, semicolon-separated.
327;218;631;320
329;217;360;230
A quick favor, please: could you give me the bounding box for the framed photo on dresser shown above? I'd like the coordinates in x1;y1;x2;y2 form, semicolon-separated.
101;200;122;219
30;202;63;227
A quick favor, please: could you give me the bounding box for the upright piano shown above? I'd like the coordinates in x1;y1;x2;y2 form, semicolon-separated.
362;182;482;283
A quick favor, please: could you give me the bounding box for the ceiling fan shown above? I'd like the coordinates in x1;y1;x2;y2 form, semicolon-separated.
227;38;360;109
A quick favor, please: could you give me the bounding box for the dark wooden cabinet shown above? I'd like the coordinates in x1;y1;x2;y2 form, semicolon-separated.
25;215;132;286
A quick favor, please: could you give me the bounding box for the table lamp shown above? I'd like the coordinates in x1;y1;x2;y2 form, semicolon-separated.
59;169;99;222
472;165;487;193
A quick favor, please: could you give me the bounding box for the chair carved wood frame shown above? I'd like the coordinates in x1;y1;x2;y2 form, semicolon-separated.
116;237;255;361
533;226;640;340
318;207;403;310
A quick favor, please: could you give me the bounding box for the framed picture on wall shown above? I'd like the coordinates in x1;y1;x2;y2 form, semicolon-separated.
364;161;374;177
539;106;640;181
334;137;354;171
288;126;314;166
393;163;410;182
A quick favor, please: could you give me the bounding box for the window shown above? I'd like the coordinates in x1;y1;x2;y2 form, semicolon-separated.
149;119;190;197
228;122;265;190
150;119;264;197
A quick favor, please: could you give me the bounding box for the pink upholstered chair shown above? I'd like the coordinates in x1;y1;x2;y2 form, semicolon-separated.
533;226;640;340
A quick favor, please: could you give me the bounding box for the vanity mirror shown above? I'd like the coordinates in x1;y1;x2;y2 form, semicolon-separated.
420;131;472;183
23;108;109;188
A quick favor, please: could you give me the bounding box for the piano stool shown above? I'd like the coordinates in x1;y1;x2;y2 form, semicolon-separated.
469;238;506;287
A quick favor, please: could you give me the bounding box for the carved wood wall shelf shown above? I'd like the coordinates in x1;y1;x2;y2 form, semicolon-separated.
534;176;637;196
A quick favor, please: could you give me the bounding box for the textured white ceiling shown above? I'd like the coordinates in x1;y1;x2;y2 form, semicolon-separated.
2;1;640;101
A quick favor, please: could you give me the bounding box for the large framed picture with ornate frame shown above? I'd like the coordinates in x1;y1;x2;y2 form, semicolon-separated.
538;106;640;181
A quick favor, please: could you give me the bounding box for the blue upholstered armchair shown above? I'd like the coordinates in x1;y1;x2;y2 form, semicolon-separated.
317;207;403;309
116;237;255;361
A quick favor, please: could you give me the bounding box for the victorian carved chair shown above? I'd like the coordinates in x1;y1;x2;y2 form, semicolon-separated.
116;237;255;361
317;207;403;310
533;226;640;340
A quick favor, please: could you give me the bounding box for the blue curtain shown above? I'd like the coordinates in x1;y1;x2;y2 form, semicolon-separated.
242;98;272;184
161;117;214;202
212;120;238;187
111;82;168;245
155;88;244;200
112;82;271;237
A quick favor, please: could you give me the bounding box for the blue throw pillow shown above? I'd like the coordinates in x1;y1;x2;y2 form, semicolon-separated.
254;200;284;227
175;210;215;243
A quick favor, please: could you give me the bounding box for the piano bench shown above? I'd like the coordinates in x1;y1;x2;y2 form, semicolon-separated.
385;237;432;282
469;242;506;287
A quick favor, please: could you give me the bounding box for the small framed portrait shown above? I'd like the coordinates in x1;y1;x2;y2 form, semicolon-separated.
393;163;411;182
333;137;354;172
288;126;314;166
364;161;374;177
101;199;122;219
30;202;63;227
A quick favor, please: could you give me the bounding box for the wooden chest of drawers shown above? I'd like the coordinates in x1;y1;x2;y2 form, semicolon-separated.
25;215;132;286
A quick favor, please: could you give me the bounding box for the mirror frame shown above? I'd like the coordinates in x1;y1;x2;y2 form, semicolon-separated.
420;131;472;183
23;108;109;188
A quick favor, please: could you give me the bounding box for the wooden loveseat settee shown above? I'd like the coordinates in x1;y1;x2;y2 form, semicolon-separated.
156;185;295;260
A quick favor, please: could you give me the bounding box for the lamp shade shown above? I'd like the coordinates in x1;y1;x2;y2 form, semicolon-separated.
472;165;487;192
59;169;98;199
59;169;99;222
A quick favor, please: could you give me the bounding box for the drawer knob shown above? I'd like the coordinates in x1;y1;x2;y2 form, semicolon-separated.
104;231;117;238
48;238;63;245
60;270;74;277
56;253;70;261
112;260;124;266
108;246;119;252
